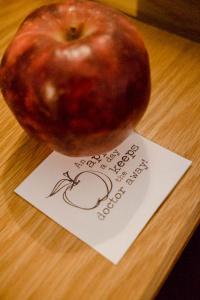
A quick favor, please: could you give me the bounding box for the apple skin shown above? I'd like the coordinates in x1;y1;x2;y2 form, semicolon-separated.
0;0;150;156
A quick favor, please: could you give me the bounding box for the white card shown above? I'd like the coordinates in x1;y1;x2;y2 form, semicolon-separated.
15;132;191;264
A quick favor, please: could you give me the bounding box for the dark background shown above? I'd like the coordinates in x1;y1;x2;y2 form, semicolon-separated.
156;225;200;300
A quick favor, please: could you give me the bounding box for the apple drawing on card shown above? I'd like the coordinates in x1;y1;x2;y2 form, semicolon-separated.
47;170;113;210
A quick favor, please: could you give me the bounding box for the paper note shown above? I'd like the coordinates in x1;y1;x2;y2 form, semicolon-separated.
15;132;191;264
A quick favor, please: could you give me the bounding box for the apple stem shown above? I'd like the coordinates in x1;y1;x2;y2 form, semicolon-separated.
67;26;82;40
63;171;79;189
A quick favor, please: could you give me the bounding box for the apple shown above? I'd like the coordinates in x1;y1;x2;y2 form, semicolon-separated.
48;170;113;210
0;0;150;156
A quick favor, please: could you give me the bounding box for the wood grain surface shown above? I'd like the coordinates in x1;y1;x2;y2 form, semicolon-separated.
0;1;200;300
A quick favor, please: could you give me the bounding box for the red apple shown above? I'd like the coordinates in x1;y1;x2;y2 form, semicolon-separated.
0;0;150;156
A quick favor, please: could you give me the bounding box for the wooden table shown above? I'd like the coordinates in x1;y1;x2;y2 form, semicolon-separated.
0;1;200;299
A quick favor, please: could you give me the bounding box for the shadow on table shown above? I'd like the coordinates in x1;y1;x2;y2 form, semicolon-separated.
1;133;76;254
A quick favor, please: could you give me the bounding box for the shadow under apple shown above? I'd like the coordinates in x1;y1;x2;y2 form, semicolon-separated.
2;131;150;256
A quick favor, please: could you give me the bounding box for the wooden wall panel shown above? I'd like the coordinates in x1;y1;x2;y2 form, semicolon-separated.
97;0;200;42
